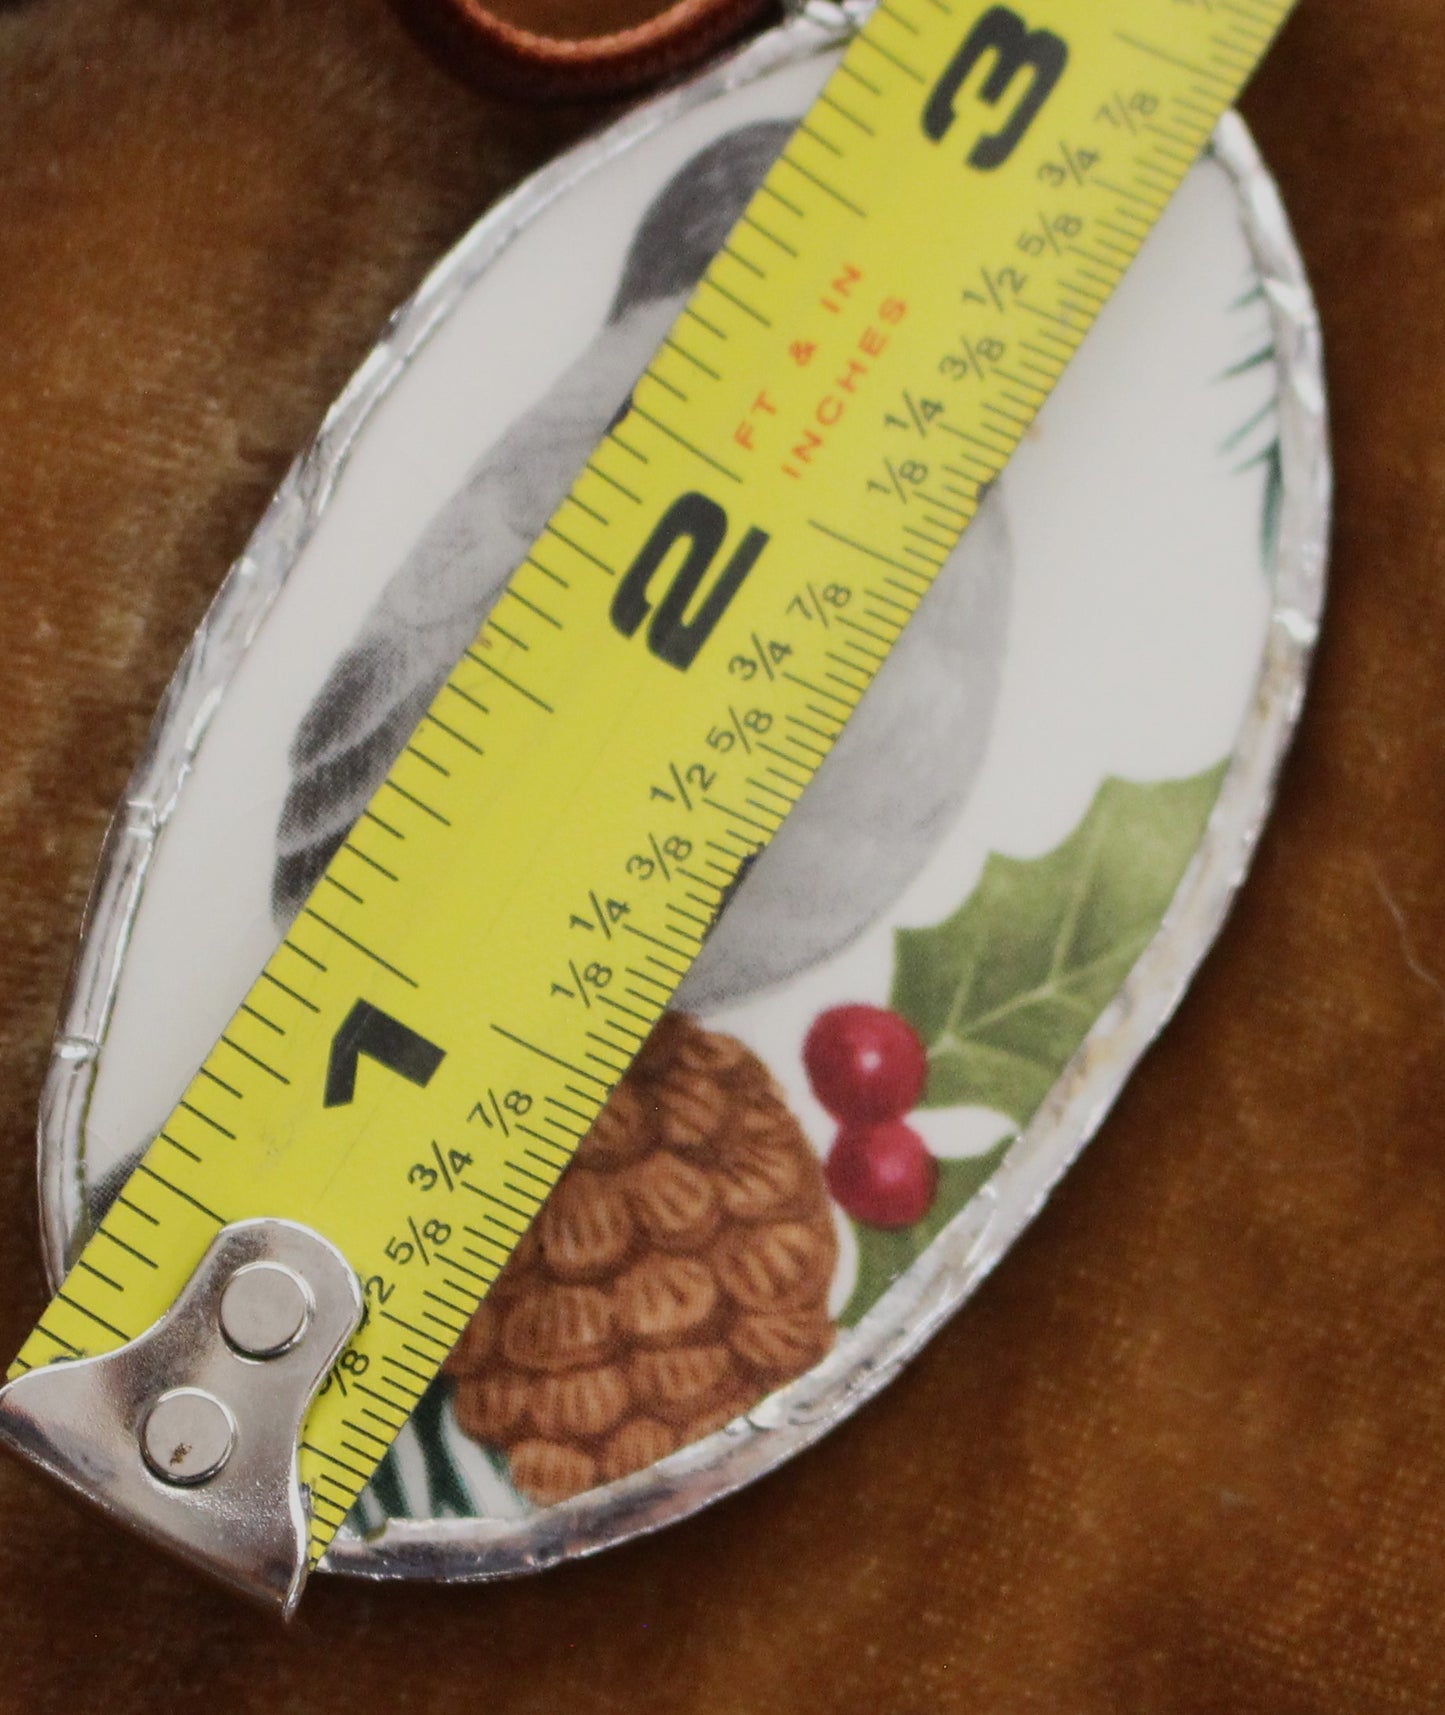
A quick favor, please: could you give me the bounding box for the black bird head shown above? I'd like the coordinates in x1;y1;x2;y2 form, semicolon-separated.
608;120;796;321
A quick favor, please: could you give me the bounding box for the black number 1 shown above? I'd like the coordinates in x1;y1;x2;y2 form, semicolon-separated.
922;5;1068;170
324;1001;445;1108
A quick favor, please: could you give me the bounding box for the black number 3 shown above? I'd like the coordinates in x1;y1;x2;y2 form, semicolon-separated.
922;5;1068;170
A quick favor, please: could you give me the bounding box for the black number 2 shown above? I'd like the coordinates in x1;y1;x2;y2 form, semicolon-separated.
922;5;1068;170
611;492;769;672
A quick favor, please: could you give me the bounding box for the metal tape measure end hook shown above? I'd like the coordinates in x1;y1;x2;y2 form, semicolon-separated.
0;1221;360;1613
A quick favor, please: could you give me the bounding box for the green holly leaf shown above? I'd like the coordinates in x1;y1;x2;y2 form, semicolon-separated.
891;765;1226;1125
839;1143;1010;1327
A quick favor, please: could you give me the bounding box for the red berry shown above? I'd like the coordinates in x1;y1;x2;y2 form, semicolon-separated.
802;1004;928;1122
826;1121;939;1229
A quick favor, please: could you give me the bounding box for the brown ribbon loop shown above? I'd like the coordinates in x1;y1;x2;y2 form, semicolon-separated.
395;0;780;101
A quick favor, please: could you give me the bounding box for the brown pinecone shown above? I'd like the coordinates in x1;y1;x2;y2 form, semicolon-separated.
446;1013;837;1506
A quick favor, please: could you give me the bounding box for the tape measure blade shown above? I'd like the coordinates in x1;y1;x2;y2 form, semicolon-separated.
8;0;1297;1574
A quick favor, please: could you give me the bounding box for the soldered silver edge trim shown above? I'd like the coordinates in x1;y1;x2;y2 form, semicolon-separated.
35;16;1329;1583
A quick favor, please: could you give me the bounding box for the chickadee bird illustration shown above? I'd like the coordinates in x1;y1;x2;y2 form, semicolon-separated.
273;118;1012;1013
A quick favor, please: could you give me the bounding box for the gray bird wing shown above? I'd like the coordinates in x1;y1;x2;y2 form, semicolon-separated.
272;298;676;921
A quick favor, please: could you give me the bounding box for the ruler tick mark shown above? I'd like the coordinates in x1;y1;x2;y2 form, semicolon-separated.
757;181;804;219
356;1391;407;1423
796;119;844;157
380;1311;449;1351
545;524;617;579
853;32;925;84
587;459;643;507
159;1131;201;1163
776;151;867;217
701;275;773;328
94;1227;158;1269
418;715;481;760
878;0;921;32
644;364;690;404
259;969;322;1011
489;618;535;656
738;214;797;258
837;611;894;647
704;796;771;835
382;777;452;826
404;742;451;777
783;671;851;709
506;1160;552;1192
563;492;609;527
441;682;490;722
786;714;835;746
503;593;558;634
360;808;407;841
179;1100;235;1139
76;1259;123;1292
719;241;766;280
491;1023;608;1088
463;1184;537;1228
302;909;417;988
1115;28;1230;84
610;434;650;468
662;335;721;379
34;1325;81;1356
135;1163;222;1222
818;90;875;136
434;1250;488;1286
631;404;742;484
810;517;918;577
341;1420;391;1450
197;1067;242;1100
301;1442;371;1484
682;305;728;341
322;873;365;906
526;554;572;590
464;651;555;714
599;993;650;1026
837;59;882;97
379;1355;428;1385
541;1097;593;1125
55;1292;130;1344
620;928;686;974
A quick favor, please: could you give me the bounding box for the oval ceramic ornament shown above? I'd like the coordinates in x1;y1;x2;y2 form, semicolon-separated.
40;9;1328;1581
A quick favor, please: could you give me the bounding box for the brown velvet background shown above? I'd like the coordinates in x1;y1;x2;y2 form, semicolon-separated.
0;1;1441;1708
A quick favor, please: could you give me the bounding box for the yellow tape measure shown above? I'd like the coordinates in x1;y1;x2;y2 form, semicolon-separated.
4;0;1295;1589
